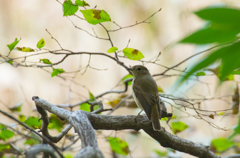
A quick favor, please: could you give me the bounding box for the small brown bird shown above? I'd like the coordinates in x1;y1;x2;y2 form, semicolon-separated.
127;65;162;131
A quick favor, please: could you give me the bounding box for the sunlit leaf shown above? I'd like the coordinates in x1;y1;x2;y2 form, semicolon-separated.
16;47;34;52
37;38;45;49
195;71;206;76
107;137;129;156
171;121;189;133
80;103;91;112
63;0;78;16
107;47;118;53
123;48;144;60
7;38;20;51
75;0;89;7
80;9;111;25
51;68;65;77
40;58;52;65
18;114;26;122
25;116;42;129
154;150;168;157
211;138;234;152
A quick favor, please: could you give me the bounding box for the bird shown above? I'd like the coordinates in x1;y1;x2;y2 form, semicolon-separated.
127;65;162;131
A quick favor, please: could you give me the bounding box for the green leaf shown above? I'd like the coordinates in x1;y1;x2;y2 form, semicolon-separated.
0;144;10;151
107;137;129;156
7;38;20;51
80;103;91;112
107;47;118;53
195;71;206;76
211;138;234;152
9;101;23;112
171;121;189;133
48;114;64;132
89;91;96;102
123;48;144;60
18;114;26;122
16;47;35;52
40;58;52;65
63;0;78;16
75;0;89;7
195;7;240;24
8;60;13;65
177;41;240;86
180;27;239;44
154;150;168;157
80;9;111;25
51;68;65;77
122;74;133;85
0;125;15;141
37;38;45;49
25;116;42;129
24;138;40;145
161;117;168;121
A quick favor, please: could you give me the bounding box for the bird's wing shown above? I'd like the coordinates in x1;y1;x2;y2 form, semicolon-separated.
133;83;160;120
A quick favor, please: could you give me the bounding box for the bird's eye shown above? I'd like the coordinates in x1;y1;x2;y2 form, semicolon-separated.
137;68;142;71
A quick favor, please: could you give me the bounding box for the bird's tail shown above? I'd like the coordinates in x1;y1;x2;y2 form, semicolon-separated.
151;104;161;131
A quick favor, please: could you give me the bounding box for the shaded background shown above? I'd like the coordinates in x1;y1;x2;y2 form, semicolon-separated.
0;0;240;157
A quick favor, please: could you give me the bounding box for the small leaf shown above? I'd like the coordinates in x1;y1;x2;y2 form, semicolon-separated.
89;91;96;102
107;137;129;156
171;121;189;133
48;114;64;132
16;47;35;52
211;138;234;152
51;68;65;77
80;103;91;112
158;86;164;93
75;0;89;7
0;144;10;151
18;114;26;122
40;58;52;65
8;60;13;65
209;114;214;119
25;116;42;129
107;47;118;53
63;0;78;16
161;117;168;121
25;138;40;145
154;150;168;157
218;112;225;115
7;38;20;51
0;124;15;141
123;48;144;60
122;74;133;85
195;71;206;76
37;38;45;49
80;9;111;25
9;101;23;112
